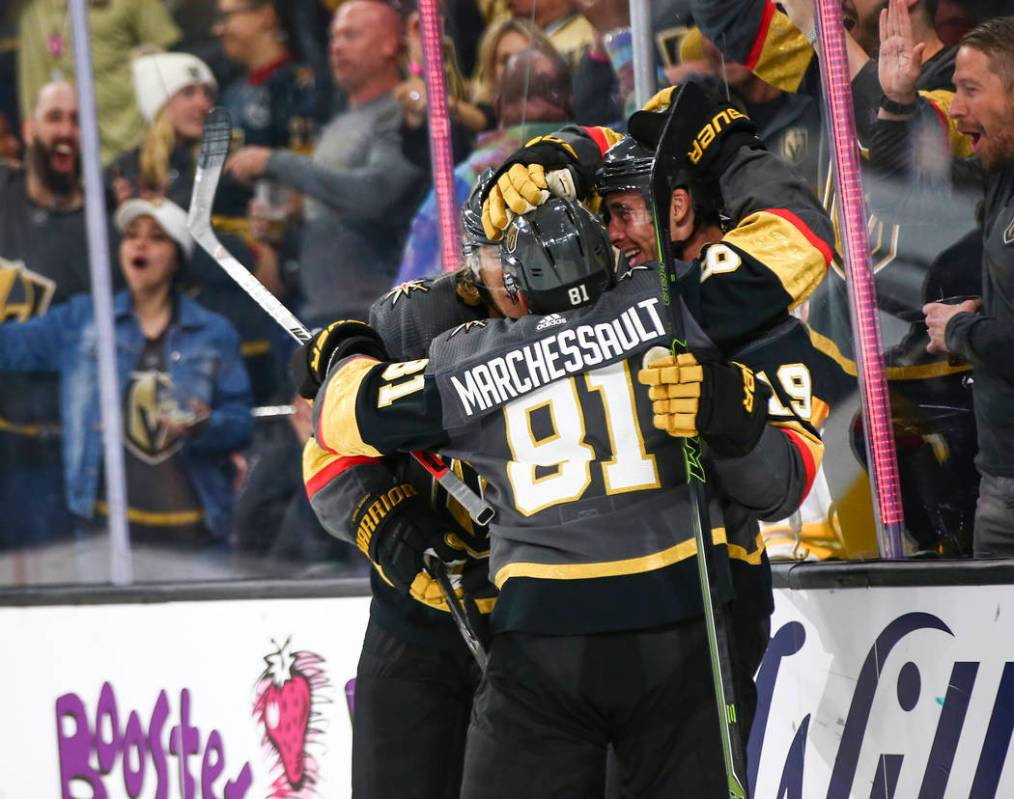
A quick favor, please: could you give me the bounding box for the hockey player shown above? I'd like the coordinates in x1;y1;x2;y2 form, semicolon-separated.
301;196;823;796
684;0;983;551
297;177;500;798
478;87;832;355
594;132;848;557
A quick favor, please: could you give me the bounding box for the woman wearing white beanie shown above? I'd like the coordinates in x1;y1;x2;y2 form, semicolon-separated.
106;50;217;209
106;50;288;408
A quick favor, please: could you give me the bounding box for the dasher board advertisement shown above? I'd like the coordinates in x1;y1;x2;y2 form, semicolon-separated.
753;584;1014;798
0;595;371;799
1;581;1012;798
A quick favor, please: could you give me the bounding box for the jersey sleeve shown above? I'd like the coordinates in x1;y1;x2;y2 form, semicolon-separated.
693;145;834;352
689;0;817;94
311;355;450;459
302;438;398;550
713;319;825;520
544;124;626;166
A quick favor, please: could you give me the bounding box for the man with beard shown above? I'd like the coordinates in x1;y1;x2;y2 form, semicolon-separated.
0;81;111;547
873;13;1014;555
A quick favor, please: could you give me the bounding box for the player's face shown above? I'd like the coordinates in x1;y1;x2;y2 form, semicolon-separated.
605;190;656;268
479;246;527;319
166;83;215;143
120;216;179;295
950;46;1014;173
842;0;888;57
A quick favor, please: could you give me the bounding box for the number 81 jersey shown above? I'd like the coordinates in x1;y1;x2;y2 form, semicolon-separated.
313;268;817;636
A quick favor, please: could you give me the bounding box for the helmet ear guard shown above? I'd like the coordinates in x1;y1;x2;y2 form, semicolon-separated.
500;197;615;315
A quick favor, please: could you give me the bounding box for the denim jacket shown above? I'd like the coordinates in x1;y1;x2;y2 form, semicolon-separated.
0;291;253;537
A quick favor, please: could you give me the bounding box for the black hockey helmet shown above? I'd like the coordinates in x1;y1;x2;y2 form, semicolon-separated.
461;168;498;256
500;197;615;315
595;136;654;199
597;132;724;232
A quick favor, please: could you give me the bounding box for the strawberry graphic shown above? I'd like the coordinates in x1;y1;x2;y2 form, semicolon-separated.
256;641;312;788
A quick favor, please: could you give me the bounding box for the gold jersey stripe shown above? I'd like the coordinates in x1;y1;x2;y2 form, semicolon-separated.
727;530;767;567
807;327;973;381
494;526;764;587
317;357;383;458
723;210;827;309
771;417;826;478
95;501;204;526
302;436;336;485
746;8;814;94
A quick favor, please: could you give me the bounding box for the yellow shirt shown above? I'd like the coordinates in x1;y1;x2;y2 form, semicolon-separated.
18;0;180;164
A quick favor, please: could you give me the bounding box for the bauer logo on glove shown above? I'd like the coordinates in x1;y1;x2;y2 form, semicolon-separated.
688;107;751;166
637;347;770;458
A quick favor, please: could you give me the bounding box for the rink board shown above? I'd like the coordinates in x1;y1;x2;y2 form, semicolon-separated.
1;564;1013;798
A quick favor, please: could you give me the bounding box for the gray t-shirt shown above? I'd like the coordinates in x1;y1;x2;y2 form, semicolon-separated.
267;92;425;324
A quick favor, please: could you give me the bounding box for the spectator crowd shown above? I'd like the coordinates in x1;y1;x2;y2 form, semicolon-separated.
1;0;1013;577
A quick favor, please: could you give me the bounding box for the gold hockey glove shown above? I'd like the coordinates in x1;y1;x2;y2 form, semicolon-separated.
481;135;593;240
638;350;771;458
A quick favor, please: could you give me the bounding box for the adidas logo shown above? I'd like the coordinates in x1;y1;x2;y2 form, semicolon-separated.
536;313;566;331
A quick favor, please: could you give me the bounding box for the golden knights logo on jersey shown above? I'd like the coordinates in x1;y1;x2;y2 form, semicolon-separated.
0;257;56;323
449;319;487;337
780;128;808;167
1004;214;1014;246
382;279;431;305
125;370;186;465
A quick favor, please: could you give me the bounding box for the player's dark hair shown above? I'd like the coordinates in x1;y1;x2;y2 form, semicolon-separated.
960;15;1014;91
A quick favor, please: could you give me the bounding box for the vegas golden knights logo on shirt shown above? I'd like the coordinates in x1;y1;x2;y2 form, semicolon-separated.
1004;214;1014;246
0;257;56;323
781;128;808;166
125;370;184;465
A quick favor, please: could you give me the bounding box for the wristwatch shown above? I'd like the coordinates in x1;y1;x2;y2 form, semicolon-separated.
879;96;918;115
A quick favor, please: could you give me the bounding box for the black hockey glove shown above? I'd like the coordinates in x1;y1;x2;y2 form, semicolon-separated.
290;320;388;400
481;135;596;240
638;350;772;458
353;482;473;610
628;82;761;180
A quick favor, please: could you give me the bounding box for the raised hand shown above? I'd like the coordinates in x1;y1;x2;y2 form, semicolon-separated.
878;0;925;106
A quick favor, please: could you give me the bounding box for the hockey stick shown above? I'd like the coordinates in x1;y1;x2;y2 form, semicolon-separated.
646;85;749;799
187;108;495;528
424;554;488;669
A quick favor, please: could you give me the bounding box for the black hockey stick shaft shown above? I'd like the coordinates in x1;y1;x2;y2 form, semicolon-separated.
424;554;488;669
649;87;748;799
187;108;495;529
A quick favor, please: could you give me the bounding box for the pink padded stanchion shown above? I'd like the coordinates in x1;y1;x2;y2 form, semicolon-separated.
418;0;461;272
815;0;905;558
